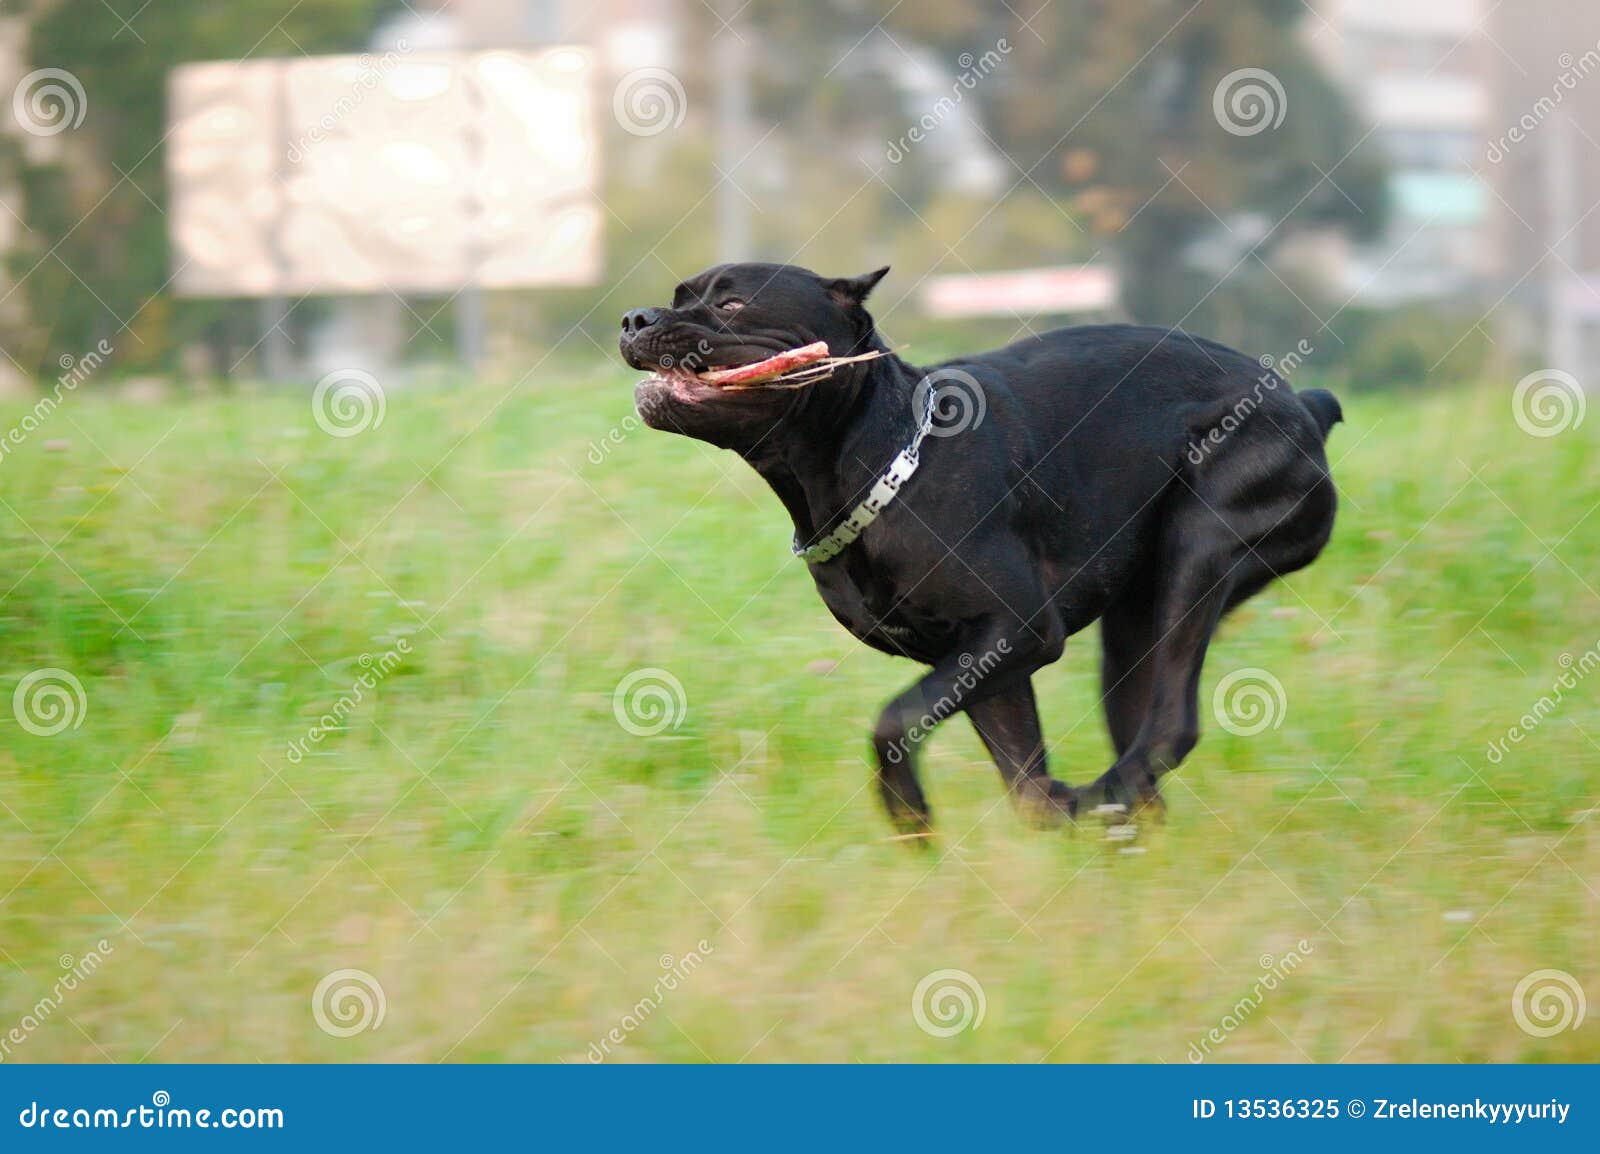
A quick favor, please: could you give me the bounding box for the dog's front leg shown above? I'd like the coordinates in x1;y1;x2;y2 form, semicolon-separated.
965;681;1077;827
870;621;1062;838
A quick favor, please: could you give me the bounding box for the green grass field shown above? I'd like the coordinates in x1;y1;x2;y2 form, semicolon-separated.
0;369;1596;1063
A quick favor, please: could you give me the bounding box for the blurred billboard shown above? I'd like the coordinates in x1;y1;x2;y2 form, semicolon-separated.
921;266;1118;320
167;46;601;297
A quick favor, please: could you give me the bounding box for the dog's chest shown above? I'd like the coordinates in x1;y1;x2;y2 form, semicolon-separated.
808;558;954;659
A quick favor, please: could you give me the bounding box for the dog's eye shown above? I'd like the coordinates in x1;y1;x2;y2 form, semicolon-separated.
716;299;745;312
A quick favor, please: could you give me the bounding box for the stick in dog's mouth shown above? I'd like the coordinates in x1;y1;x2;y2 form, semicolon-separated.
649;342;888;391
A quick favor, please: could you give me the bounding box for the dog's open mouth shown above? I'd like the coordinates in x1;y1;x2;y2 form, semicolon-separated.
695;341;832;388
644;341;831;394
641;342;888;398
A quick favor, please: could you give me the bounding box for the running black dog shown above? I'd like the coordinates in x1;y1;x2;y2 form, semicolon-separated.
621;263;1340;834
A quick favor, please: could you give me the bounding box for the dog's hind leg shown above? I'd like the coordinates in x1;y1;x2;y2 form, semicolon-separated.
1099;583;1158;758
1079;452;1335;813
967;681;1076;826
1079;499;1243;814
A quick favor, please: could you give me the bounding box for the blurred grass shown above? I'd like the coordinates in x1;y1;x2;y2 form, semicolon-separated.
0;369;1596;1063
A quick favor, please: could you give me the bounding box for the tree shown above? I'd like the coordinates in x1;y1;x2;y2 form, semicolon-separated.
736;0;1386;334
4;0;384;376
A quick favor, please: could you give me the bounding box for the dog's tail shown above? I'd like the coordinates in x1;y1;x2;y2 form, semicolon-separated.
1298;388;1343;440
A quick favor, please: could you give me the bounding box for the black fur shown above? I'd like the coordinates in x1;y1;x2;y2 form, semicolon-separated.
622;263;1339;834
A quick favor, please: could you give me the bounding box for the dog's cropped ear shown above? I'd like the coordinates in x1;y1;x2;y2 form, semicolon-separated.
824;266;890;311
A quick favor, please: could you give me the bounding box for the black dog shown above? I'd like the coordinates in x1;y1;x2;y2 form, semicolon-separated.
621;263;1339;834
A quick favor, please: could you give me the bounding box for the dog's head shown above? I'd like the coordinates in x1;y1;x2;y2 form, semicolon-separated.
622;262;889;449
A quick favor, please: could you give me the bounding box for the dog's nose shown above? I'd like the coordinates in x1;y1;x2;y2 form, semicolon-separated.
621;307;662;336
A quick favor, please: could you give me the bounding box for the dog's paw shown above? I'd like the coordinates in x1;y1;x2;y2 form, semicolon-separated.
883;805;936;846
1074;770;1166;821
1015;778;1078;828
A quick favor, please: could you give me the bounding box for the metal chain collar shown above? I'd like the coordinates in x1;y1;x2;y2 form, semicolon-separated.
792;394;938;565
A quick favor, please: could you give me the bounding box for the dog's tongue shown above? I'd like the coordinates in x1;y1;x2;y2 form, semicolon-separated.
696;341;830;387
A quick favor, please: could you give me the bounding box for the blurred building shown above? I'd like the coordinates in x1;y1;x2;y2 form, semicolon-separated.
1488;0;1600;376
1304;0;1494;304
373;0;681;72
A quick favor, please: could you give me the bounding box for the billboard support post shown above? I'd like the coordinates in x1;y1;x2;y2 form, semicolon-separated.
457;288;485;373
259;295;292;382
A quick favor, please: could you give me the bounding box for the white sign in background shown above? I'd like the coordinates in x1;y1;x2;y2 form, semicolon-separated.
167;47;601;297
